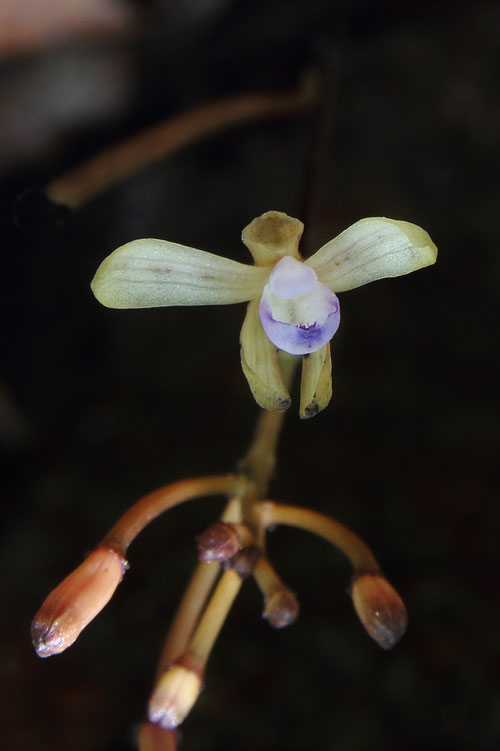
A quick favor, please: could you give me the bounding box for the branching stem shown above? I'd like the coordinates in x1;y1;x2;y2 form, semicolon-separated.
254;501;379;572
101;474;245;555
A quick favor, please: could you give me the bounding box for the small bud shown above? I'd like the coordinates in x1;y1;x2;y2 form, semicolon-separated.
230;544;261;578
263;587;300;629
149;664;202;729
351;571;408;650
31;546;127;658
196;522;241;562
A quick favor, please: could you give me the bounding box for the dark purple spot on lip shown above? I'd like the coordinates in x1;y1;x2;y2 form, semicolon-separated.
293;323;326;350
258;293;340;355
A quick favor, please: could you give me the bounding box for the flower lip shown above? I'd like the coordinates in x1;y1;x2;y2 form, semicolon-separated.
259;300;340;355
258;256;340;356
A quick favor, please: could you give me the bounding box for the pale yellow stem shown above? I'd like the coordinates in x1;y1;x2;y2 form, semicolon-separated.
253;556;285;598
239;353;299;505
239;409;287;501
156;561;219;678
255;502;379;572
156;497;243;676
253;555;299;629
187;569;243;671
101;474;246;555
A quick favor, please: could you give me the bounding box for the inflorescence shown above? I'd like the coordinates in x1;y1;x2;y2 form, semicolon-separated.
32;212;436;750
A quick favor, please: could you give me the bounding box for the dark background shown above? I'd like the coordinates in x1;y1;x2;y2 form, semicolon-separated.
2;1;499;749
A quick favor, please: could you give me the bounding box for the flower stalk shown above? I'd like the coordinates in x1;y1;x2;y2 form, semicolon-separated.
32;204;435;750
101;474;246;555
254;556;300;629
253;501;379;572
149;569;243;729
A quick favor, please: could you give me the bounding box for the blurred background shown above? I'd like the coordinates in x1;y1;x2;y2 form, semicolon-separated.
2;1;499;749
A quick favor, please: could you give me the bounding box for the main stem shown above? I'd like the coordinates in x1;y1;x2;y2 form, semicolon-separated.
239;353;298;507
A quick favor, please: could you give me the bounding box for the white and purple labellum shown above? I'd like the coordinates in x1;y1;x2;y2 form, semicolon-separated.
258;256;340;355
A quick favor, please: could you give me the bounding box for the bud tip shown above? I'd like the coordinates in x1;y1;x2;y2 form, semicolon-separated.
263;587;300;629
351;571;408;650
148;664;202;729
31;546;126;658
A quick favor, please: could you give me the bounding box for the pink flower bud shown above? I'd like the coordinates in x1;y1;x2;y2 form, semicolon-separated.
351;571;408;650
31;546;127;657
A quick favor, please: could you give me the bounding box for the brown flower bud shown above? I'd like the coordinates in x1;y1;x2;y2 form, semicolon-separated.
148;663;202;729
31;546;127;658
351;571;408;650
230;544;261;578
263;586;300;629
196;522;241;562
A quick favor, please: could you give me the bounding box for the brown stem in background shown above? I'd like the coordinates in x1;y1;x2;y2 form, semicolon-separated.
300;46;340;256
46;76;317;208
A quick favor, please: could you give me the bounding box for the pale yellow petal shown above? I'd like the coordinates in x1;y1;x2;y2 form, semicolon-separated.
240;300;291;411
241;211;304;267
91;239;268;309
306;218;437;292
299;344;332;419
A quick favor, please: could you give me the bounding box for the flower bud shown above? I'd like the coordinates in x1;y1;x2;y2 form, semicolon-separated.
230;544;261;578
263;586;300;629
196;522;241;562
351;571;408;650
31;546;127;658
148;664;202;729
259;255;340;356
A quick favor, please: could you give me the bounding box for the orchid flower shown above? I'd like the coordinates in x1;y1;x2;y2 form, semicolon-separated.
91;211;437;418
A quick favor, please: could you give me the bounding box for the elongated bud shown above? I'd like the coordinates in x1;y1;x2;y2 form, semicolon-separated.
149;662;203;729
31;546;127;657
263;586;300;629
351;571;408;650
